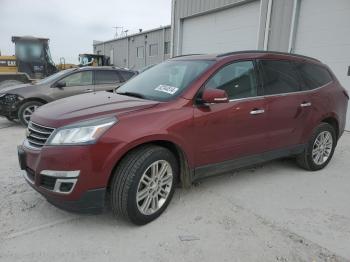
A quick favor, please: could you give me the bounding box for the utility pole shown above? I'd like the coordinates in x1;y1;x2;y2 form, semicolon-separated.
113;26;123;38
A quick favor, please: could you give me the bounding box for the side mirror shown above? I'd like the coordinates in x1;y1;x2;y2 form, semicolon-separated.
201;89;229;104
55;80;66;88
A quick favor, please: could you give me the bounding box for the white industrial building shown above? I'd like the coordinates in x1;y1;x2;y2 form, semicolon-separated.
94;0;350;128
93;26;171;70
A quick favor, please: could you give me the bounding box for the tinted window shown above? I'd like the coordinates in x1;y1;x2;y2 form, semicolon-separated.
117;60;214;101
119;71;135;81
36;69;75;85
95;70;121;84
137;47;144;58
61;71;93;87
296;62;333;90
260;60;300;95
205;61;257;100
164;41;170;54
149;44;158;56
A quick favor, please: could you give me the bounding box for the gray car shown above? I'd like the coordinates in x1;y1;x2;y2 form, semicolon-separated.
0;67;136;126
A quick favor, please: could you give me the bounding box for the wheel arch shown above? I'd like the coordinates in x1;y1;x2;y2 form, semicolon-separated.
20;97;48;106
321;116;340;140
106;139;194;191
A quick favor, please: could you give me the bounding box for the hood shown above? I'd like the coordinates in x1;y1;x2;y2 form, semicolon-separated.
0;83;35;94
31;91;159;127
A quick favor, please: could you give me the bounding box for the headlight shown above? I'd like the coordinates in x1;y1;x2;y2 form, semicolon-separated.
47;117;117;145
0;94;23;103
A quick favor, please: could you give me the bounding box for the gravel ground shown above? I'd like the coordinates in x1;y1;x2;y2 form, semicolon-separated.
0;117;349;262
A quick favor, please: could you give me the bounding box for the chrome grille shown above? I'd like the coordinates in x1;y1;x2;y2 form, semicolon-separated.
26;121;55;149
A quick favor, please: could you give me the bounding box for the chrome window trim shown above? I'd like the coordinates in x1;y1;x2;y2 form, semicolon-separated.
227;81;333;103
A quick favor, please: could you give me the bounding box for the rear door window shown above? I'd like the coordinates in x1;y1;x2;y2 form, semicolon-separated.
295;62;333;90
95;70;121;84
259;60;301;95
204;61;258;100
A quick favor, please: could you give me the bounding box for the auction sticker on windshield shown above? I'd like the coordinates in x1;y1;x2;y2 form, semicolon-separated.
155;85;179;95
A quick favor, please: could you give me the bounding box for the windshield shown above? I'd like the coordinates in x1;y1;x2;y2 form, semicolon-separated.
16;42;43;62
117;60;214;101
36;69;76;84
79;55;91;66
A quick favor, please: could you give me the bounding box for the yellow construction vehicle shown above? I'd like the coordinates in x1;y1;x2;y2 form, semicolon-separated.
78;53;110;67
56;57;77;71
0;36;57;88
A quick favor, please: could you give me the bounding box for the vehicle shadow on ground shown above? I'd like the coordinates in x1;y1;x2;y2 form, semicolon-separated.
63;157;304;229
0;118;22;129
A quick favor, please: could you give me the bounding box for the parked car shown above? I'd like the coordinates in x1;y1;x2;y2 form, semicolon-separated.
0;66;136;126
18;51;348;225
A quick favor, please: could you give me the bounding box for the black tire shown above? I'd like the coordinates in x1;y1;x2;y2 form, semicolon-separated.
18;101;44;126
296;123;337;171
110;145;178;225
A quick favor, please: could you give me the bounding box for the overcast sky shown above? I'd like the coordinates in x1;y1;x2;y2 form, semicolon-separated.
0;0;171;64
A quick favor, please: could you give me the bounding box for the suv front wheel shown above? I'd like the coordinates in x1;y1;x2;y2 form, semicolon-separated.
297;123;337;171
110;145;178;225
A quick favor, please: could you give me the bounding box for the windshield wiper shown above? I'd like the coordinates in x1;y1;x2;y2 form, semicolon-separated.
117;91;145;99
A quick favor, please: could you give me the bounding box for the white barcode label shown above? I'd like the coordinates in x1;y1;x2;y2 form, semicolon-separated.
154;85;179;95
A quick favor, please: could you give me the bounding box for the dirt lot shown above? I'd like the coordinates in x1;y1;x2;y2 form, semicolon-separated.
0;117;350;262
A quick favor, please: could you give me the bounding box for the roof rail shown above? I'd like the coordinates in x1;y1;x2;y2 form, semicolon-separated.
217;50;320;62
172;54;204;58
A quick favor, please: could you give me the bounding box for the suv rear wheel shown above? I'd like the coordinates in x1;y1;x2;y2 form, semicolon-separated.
18;101;43;126
297;123;336;171
110;145;178;225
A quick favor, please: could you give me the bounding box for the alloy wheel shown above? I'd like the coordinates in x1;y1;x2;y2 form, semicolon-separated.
136;160;173;215
312;131;333;165
23;105;38;124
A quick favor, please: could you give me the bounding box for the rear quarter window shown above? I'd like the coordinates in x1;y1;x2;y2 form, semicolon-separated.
259;60;301;95
296;62;333;90
95;70;121;84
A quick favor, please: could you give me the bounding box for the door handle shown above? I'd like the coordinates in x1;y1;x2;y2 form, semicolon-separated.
250;109;265;115
84;89;93;92
300;102;312;107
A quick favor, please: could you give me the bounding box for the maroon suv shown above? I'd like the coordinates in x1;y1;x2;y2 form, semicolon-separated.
18;51;348;225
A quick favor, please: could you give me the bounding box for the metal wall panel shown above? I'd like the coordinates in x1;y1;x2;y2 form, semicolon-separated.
181;1;261;54
267;0;294;51
93;26;171;70
171;0;292;56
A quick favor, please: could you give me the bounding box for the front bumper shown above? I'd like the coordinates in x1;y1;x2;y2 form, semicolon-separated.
0;102;18;118
17;144;110;214
0;95;21;118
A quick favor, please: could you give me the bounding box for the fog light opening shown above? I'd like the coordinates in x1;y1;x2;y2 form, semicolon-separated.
59;182;74;193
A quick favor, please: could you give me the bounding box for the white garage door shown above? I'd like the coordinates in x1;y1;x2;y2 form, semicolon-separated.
294;0;350;130
181;0;261;55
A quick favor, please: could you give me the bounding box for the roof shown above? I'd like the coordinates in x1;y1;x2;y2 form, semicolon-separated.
78;66;136;72
11;36;50;43
217;50;320;62
171;50;321;64
93;25;171;46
